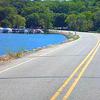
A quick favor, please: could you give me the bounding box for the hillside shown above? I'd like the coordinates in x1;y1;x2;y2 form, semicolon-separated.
0;0;100;32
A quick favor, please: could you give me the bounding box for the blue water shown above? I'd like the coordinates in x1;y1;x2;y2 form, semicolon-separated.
0;33;67;56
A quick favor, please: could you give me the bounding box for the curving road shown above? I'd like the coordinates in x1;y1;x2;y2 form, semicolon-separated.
0;32;100;100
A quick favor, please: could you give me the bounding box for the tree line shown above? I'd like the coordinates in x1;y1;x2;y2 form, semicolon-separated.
0;0;100;32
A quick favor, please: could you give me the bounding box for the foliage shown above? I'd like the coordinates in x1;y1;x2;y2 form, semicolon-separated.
0;0;99;32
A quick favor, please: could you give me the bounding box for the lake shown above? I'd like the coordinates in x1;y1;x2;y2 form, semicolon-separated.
0;33;67;56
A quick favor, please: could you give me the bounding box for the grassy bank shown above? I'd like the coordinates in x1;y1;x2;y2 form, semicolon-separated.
49;30;80;41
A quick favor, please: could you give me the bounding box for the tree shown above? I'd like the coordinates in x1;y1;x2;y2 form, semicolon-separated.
53;13;66;28
26;13;40;28
65;12;93;32
65;14;77;31
0;19;11;27
37;12;53;32
0;7;16;21
76;14;87;31
93;10;100;32
0;0;99;32
26;12;53;30
83;11;94;31
13;15;26;28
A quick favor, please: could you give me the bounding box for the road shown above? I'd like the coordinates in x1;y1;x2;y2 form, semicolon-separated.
0;32;100;100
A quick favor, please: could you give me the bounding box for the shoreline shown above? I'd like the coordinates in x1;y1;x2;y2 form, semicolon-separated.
0;30;80;63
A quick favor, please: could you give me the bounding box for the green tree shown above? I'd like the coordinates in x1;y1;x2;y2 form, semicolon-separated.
0;0;99;32
0;19;11;27
26;13;40;28
93;11;100;32
65;12;93;32
38;12;53;31
65;14;77;31
53;13;66;28
13;15;26;28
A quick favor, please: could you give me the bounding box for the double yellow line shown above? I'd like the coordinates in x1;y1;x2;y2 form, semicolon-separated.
50;40;100;100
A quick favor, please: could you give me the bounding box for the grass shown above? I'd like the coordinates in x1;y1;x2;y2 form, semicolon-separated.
8;52;24;58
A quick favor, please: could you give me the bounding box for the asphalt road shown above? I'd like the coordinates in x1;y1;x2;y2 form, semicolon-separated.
0;32;100;100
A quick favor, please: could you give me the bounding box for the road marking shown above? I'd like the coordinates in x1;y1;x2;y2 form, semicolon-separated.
63;41;100;100
0;40;76;74
50;41;100;100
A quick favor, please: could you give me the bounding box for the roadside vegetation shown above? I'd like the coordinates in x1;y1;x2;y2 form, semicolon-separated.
67;32;80;41
0;0;100;32
8;52;24;58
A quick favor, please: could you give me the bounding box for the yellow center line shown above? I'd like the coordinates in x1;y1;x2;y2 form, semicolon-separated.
50;40;100;100
63;41;100;100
